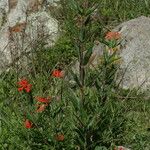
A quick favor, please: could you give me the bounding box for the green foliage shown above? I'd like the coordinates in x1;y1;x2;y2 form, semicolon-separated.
0;0;150;150
27;34;76;76
98;0;150;26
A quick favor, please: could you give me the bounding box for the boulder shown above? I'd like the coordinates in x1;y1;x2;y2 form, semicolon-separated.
0;0;59;73
94;16;150;90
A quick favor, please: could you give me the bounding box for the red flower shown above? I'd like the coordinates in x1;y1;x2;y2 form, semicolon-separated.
118;146;125;150
36;97;50;103
36;103;48;113
24;119;33;129
17;79;32;93
55;134;65;142
52;69;64;78
105;31;121;40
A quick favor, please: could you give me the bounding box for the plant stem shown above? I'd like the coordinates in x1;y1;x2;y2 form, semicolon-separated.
79;43;85;105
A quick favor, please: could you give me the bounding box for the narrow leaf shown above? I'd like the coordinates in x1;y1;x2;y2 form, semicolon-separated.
83;47;93;66
70;70;81;88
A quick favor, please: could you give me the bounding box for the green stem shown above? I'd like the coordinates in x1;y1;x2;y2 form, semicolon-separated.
79;49;85;106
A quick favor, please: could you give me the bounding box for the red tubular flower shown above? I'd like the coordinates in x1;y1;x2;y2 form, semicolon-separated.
18;79;28;87
18;87;24;92
105;31;121;40
55;134;65;142
118;146;124;150
17;79;32;93
24;119;33;129
36;97;50;103
24;84;32;93
52;69;64;78
119;146;124;150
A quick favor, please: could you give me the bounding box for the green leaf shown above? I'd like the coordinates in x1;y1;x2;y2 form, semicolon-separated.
95;78;102;91
79;28;85;43
108;40;117;48
74;127;85;145
70;0;83;15
52;105;63;119
84;15;91;26
87;115;97;130
70;70;81;88
67;88;80;111
109;55;121;65
83;47;93;66
85;4;99;16
69;0;78;11
103;49;109;64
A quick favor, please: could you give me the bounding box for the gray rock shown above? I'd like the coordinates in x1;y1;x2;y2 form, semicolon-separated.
0;0;59;73
93;16;150;90
114;16;150;90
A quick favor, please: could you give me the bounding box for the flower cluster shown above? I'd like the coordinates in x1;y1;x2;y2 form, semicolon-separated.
18;69;64;132
18;69;63;94
52;69;64;78
23;97;50;128
24;119;33;129
55;133;65;142
36;97;50;103
17;79;32;93
105;31;121;40
35;97;51;113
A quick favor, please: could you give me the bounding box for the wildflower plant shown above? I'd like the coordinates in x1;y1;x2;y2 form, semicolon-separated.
59;0;127;149
0;0;138;150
